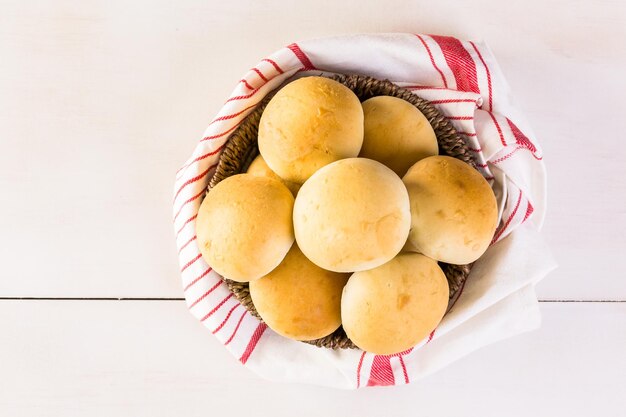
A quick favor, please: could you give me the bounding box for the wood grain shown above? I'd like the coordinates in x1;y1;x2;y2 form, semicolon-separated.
1;1;625;413
1;0;625;299
0;300;623;416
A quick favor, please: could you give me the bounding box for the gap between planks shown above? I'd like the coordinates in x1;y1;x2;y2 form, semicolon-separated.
0;297;623;302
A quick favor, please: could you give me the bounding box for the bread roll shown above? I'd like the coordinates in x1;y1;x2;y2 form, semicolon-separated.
403;156;498;264
258;76;364;183
196;174;294;282
341;253;449;354
360;96;438;177
294;158;410;272
249;245;349;341
246;155;301;195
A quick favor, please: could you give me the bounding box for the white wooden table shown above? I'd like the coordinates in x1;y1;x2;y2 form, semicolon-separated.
1;1;625;415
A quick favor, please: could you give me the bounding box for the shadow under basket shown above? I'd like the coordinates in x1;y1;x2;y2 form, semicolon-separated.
206;74;476;350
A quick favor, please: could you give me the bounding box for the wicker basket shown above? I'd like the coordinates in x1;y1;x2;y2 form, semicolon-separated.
205;74;476;350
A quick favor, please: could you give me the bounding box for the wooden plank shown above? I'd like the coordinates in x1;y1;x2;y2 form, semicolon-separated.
1;0;624;298
0;301;624;416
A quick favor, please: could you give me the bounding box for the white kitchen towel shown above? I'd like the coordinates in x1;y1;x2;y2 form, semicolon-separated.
173;33;557;388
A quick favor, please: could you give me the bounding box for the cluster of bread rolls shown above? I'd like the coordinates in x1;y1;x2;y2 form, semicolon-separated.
196;76;498;354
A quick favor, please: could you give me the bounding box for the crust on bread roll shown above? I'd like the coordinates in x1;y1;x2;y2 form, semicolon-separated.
249;245;349;341
258;76;364;184
246;155;301;195
293;158;410;272
403;156;498;264
341;253;449;355
360;96;438;177
196;174;294;282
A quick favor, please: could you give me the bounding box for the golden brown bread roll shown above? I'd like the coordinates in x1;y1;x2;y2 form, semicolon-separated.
196;174;294;282
403;156;498;264
360;96;438;177
249;245;349;341
258;76;364;184
246;155;301;195
293;158;410;272
341;253;449;355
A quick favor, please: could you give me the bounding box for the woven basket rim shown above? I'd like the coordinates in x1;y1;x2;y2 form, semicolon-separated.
205;73;478;350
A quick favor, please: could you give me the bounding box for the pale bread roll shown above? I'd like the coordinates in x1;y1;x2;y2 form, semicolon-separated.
196;174;294;282
403;156;498;264
360;96;438;177
341;253;449;355
249;245;349;341
246;155;301;195
258;76;364;183
293;158;410;272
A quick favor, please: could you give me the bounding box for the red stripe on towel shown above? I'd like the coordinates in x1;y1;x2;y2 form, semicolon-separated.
287;43;316;70
469;41;493;111
189;280;223;309
240;323;269;364
367;355;395;387
180;253;202;273
506;118;543;160
398;356;410;384
251;67;268;82
200;293;233;321
212;303;242;334
183;267;212;292
492;190;523;243
178;235;197;254
415;35;449;88
262;58;284;73
225;310;248;345
431;35;480;94
487;111;507;146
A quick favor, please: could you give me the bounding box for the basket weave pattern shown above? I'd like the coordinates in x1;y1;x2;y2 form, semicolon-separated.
206;74;476;349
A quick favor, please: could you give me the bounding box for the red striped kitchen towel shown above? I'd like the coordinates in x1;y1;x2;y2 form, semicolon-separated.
173;33;556;389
